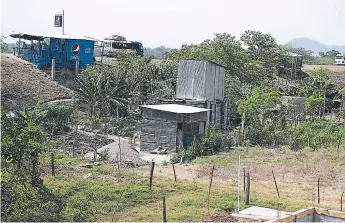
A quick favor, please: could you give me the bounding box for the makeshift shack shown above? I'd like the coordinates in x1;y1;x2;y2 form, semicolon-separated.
161;60;227;129
140;104;210;152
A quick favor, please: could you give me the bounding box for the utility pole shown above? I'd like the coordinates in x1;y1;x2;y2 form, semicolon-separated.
62;10;65;35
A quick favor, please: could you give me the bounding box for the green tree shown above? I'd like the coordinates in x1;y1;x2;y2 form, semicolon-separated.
240;30;284;68
237;88;282;146
1;109;47;185
325;50;340;58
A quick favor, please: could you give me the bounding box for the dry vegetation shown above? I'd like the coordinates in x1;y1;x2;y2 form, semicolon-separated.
95;146;345;221
0;54;73;110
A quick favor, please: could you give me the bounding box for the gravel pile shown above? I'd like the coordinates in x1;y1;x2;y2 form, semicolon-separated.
85;136;145;166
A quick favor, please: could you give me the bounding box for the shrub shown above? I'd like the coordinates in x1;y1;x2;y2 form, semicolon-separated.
171;125;234;164
1;179;63;222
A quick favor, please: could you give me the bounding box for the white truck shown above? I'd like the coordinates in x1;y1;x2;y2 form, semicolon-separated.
335;54;345;65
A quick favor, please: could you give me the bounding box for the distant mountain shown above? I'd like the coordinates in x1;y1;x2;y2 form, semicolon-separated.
286;38;345;54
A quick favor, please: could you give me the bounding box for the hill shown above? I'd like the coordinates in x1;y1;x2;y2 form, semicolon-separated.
286;37;345;54
1;54;74;110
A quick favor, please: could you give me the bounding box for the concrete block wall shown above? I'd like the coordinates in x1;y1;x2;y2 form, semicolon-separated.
140;107;208;152
140;108;177;152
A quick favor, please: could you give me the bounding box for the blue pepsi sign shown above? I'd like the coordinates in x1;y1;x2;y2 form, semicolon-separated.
55;15;62;27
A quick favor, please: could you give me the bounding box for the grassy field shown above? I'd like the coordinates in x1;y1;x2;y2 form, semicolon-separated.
40;146;345;221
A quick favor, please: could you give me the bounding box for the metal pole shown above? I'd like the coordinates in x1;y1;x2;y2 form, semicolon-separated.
51;58;55;80
75;60;79;75
341;191;344;212
62;10;65;35
237;155;240;213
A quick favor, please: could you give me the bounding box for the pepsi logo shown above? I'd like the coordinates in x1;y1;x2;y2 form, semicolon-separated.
72;44;80;55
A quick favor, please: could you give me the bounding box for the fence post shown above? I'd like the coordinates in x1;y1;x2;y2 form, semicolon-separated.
172;164;177;182
51;58;55;80
149;161;155;190
51;152;55;176
245;172;250;205
272;170;280;198
318;178;320;204
93;142;97;162
162;195;167;223
208;164;215;216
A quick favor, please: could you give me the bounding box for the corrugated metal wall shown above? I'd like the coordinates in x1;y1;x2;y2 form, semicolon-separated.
176;60;225;101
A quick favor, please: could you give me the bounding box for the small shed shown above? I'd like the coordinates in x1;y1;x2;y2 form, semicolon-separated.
140;104;210;152
10;32;97;69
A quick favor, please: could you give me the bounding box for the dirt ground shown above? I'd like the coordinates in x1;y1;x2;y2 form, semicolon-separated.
302;64;345;72
1;54;73;110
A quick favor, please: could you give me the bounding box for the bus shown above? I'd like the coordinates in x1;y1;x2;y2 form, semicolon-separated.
102;36;143;57
335;54;345;65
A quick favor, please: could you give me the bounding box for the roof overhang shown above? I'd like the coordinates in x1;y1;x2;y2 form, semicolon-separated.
10;32;98;41
283;52;303;58
140;104;210;114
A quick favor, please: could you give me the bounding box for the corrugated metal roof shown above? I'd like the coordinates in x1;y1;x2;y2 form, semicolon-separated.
283;52;303;57
141;104;210;114
10;32;98;41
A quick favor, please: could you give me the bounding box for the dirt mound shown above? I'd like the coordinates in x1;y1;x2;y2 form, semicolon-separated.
1;54;73;110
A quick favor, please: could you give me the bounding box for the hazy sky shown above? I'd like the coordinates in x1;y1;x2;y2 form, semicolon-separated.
1;0;344;48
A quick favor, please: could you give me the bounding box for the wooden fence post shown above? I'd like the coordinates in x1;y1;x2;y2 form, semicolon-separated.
208;165;215;216
93;142;97;162
172;164;177;182
318;178;320;204
272;170;280;198
245;172;250;205
162;195;167;223
51;152;55;176
149;161;155;190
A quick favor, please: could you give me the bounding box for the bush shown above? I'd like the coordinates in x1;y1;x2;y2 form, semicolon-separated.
61;194;95;222
171;125;234;164
1;179;63;222
30;103;73;135
283;120;344;150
